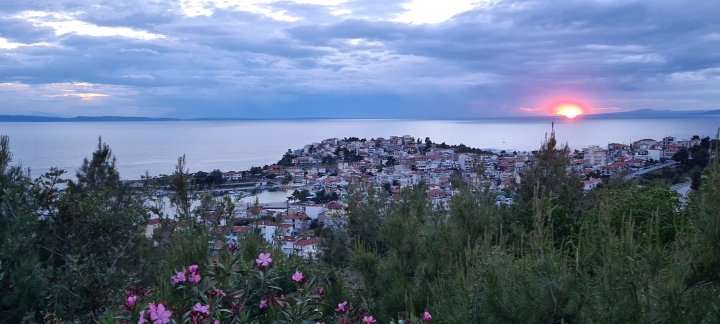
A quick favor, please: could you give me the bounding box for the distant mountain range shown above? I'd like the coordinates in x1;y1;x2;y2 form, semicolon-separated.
0;115;180;122
1;109;719;122
583;109;720;118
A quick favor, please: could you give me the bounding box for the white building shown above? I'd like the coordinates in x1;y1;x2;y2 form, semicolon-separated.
582;145;607;167
634;149;662;161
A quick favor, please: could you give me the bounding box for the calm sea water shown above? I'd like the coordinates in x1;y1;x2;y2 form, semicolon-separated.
1;118;718;180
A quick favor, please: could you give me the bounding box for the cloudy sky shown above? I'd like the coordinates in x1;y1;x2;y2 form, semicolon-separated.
0;0;718;119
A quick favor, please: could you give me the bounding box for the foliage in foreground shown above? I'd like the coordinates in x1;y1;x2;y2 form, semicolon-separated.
0;132;719;323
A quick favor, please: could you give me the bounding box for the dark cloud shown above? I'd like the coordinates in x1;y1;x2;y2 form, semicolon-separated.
0;18;55;43
0;0;718;118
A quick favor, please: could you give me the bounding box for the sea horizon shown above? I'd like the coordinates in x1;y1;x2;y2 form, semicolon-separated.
3;117;718;180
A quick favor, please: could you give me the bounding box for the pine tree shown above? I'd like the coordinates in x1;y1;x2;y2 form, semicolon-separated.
515;125;583;243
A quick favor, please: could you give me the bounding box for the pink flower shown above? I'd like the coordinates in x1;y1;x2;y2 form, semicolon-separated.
259;299;269;309
335;301;348;313
193;302;210;315
362;315;376;324
126;295;138;308
256;252;273;268
188;264;199;273
148;302;172;324
171;271;186;285
211;287;226;297
189;272;202;284
422;311;432;322
138;310;147;324
291;271;304;283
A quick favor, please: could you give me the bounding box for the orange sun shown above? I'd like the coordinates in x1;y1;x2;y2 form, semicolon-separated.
554;104;584;119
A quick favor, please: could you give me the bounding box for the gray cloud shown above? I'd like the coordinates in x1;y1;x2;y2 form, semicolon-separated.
0;0;718;118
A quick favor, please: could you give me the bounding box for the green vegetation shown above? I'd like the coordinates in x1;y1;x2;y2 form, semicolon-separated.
640;137;715;189
0;132;718;323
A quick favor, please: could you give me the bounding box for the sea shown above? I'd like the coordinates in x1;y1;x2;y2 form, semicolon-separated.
1;117;718;181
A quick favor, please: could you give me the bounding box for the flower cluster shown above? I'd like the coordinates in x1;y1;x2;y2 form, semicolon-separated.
335;301;348;313
259;299;269;309
210;287;226;298
121;251;433;323
335;300;378;324
171;264;202;286
124;286;152;311
191;302;213;323
138;302;172;324
292;270;305;284
255;252;273;269
422;311;432;322
126;295;138;309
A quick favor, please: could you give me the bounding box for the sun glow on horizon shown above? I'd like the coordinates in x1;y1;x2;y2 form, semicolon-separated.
553;103;584;119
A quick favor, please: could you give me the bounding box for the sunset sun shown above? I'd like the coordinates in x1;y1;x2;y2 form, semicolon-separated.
554;104;584;119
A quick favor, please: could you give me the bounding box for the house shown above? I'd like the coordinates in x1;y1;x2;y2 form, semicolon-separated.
582;145;607;167
254;221;280;243
632;139;658;150
222;171;242;181
600;161;629;176
583;178;603;192
282;236;296;256
634;148;662;161
145;218;161;238
282;212;311;233
294;238;319;259
326;201;344;210
662;136;675;149
303;205;326;220
663;146;681;159
428;188;449;207
226;226;253;245
268;164;286;176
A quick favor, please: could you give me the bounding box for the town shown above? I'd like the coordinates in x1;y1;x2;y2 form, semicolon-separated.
145;133;708;260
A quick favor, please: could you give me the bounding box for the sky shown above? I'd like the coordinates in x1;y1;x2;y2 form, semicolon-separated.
0;0;718;119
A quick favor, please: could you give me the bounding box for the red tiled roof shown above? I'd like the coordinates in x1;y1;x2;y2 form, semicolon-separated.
232;226;252;234
326;202;344;210
295;238;317;247
255;220;280;227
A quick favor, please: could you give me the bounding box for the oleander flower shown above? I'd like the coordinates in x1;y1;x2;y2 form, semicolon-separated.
362;315;376;324
148;302;172;324
335;301;348;313
189;272;202;284
211;287;226;297
291;271;304;283
256;252;273;268
138;310;147;324
193;303;210;315
188;264;199;273
259;299;269;309
171;271;186;285
423;311;432;322
126;295;138;308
